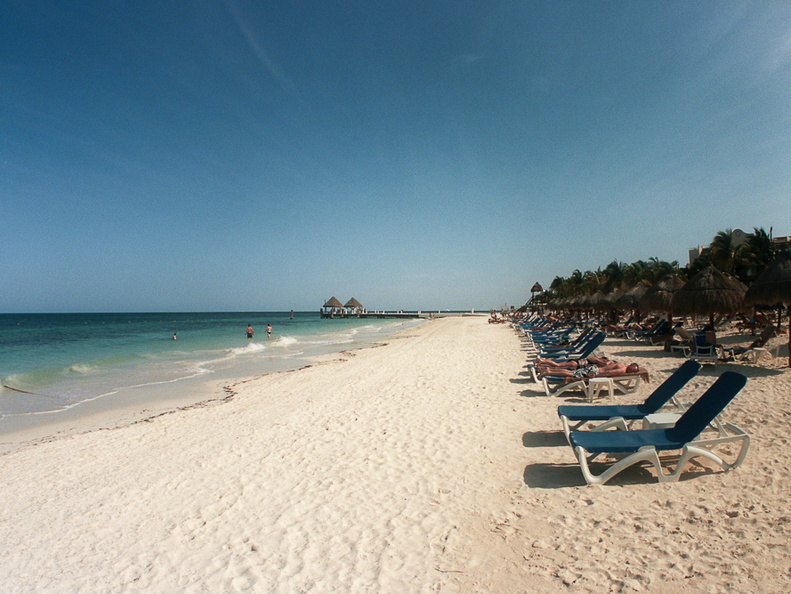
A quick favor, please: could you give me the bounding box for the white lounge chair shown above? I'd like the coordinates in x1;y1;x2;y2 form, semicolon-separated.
557;360;702;442
568;371;749;485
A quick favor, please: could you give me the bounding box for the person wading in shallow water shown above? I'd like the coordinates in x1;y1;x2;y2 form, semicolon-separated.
246;325;254;339
267;324;272;339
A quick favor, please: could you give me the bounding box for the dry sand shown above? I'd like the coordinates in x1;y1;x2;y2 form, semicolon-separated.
0;316;788;592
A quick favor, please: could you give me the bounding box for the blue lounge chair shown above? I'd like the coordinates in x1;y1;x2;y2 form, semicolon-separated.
721;324;776;363
669;327;696;357
529;329;577;347
558;360;702;441
569;371;749;485
690;332;719;366
630;318;671;342
538;332;605;361
539;368;648;401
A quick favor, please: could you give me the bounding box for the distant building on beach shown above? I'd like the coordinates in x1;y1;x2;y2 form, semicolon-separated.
321;297;344;317
688;228;789;266
772;235;791;250
320;297;366;317
343;298;365;315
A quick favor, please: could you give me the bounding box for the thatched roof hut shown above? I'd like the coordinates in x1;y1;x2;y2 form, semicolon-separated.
588;290;608;311
577;293;594;309
602;288;623;309
344;298;364;309
617;282;649;310
323;297;343;309
639;274;686;314
745;250;791;366
671;265;746;326
745;250;791;307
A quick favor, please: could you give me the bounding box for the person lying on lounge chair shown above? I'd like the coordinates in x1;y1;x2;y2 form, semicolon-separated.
536;355;611;371
721;324;776;361
537;360;640;380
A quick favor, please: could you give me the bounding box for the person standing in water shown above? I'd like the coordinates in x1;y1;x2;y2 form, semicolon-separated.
246;324;254;339
266;323;272;339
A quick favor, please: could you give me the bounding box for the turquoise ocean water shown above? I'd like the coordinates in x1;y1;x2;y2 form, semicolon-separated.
0;312;424;424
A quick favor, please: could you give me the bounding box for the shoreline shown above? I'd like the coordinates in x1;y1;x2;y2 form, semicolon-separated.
0;320;423;455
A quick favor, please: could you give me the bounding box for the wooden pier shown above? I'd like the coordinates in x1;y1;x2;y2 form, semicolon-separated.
320;297;482;320
320;311;424;319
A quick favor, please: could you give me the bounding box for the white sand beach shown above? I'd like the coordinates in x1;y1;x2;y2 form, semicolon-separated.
0;316;789;592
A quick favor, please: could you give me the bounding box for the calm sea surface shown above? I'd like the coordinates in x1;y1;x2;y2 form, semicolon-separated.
0;312;425;421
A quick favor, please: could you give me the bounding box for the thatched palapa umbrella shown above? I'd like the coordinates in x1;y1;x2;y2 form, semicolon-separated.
744;250;791;366
617;282;649;320
589;290;607;311
549;297;567;312
671;265;746;327
603;288;622;308
574;293;591;314
600;288;622;323
639;274;686;322
618;283;648;309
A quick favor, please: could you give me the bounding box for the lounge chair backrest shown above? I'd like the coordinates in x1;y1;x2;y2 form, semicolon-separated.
576;332;605;357
638;360;702;414
668;371;747;443
694;332;710;347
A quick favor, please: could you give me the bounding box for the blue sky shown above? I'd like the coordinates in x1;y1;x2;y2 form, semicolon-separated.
3;1;791;313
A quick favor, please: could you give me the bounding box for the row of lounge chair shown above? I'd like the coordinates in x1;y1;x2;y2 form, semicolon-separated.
670;325;776;366
515;315;751;485
519;321;648;401
559;360;750;485
605;313;776;367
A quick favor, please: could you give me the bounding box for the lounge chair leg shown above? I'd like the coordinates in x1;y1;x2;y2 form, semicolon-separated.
562;416;631;445
592;417;629;432
660;434;751;480
576;446;663;485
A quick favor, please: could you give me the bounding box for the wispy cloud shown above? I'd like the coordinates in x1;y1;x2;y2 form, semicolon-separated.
223;1;307;107
455;53;482;65
451;53;483;73
764;32;791;74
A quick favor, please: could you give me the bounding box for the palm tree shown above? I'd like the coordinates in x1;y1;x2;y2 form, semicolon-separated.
602;260;626;292
549;275;569;298
623;260;647;287
581;269;605;295
709;228;753;277
647;257;679;283
742;227;776;281
567;269;584;296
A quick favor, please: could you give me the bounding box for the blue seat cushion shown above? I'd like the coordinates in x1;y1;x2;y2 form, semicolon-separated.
570;428;684;453
558;404;644;421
